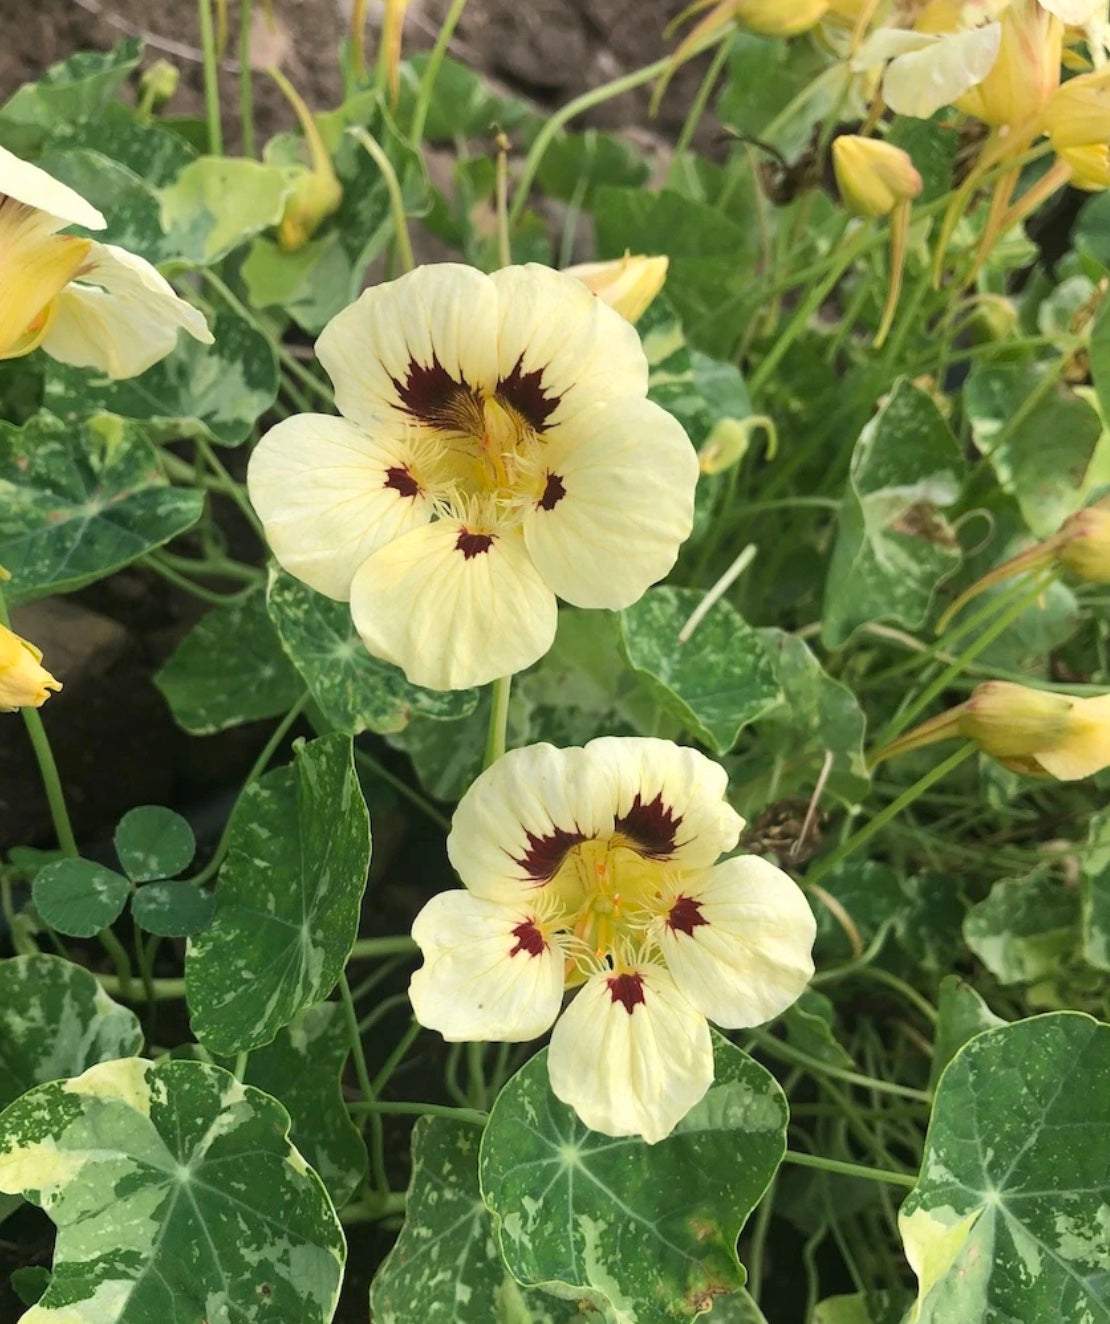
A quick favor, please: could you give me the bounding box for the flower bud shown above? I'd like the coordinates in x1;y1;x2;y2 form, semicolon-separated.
0;623;61;712
1058;499;1110;582
563;255;669;324
733;0;830;35
277;168;343;252
139;60;180;111
956;0;1062;127
958;681;1110;781
833;135;923;218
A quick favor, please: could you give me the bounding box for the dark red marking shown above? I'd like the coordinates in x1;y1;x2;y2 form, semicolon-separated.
391;355;480;430
497;356;559;433
607;971;646;1014
667;895;708;937
455;529;495;559
514;824;587;882
509;918;546;958
538;472;567;511
613;792;683;859
384;465;420;499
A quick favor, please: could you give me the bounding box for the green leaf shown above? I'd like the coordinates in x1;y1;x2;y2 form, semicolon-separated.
158;156;295;266
50;101;197;186
812;1291;911;1324
32;860;130;938
0;1058;345;1321
114;806;195;882
537;130;648;204
45;307;279;448
186;732;372;1054
9;1266;50;1308
886;117;957;205
895;871;969;975
480;1036;788;1322
0;411;203;605
267;567;478;736
823;380;964;648
38;147;167;262
396;54;541;143
718;33;840;160
928;976;1006;1091
0;955;142;1110
620;587;782;754
1081;807;1110;971
783;989;854;1070
899;1013;1110;1323
154;588;302;736
372;1116;586;1322
962;869;1079;985
811;862;905;966
241;233;353;335
132;881;216;938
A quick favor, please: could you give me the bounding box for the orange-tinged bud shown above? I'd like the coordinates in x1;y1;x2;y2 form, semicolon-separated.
563;255;669;324
0;622;61;712
833;135;923;217
956;0;1062;127
1058;499;1110;582
958;681;1110;780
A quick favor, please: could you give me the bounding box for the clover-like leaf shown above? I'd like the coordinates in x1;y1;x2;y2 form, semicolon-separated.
114;805;195;883
480;1036;787;1322
0;1058;345;1322
267;568;478;736
132;881;215;938
620;587;782;754
186;732;371;1054
899;1013;1110;1323
0;411;203;605
32;860;130;938
0;955;142;1110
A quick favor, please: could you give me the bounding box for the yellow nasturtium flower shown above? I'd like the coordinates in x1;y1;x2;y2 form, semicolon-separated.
563;254;669;324
408;738;816;1143
0;623;61;712
0;146;212;378
1045;67;1110;189
247;264;698;691
954;0;1062;127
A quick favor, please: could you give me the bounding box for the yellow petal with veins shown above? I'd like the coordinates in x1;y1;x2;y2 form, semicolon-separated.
0;202;91;360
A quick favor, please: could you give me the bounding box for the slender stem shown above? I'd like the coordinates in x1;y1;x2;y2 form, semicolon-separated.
746;1171;777;1306
751;1031;933;1104
339;973;377;1104
18;705;78;857
97;974;186;1000
196;436;264;538
341;1193;407;1221
372;1019;421;1094
145;556;253;606
467;1041;487;1111
355;749;450;830
483;676;512;769
358;990;410;1035
198;0;224;155
411;0;470;146
806;744;978;894
349;936;419;959
98;929;134;1000
238;0;255;156
850;966;938;1027
234;1051;250;1081
347;1099;488;1126
348;127;415;274
495;134;511;267
782;1149;917;1190
668;35;733;184
350;0;368;84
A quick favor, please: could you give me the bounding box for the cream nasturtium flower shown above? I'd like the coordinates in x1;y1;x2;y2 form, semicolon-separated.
248;264;697;691
0;622;61;711
409;738;816;1143
563;254;669;324
0;146;211;377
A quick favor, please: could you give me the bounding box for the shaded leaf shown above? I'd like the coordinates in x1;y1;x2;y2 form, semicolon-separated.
928;976;1006;1091
114;806;194;883
782;989;854;1070
32;860;130;938
132;881;216;938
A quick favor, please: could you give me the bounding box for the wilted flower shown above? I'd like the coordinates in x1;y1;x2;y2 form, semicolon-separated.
267;67;343;252
833;134;924;216
0;622;61;712
0;146;212;377
408;738;816;1142
563;254;669;324
248;263;697;690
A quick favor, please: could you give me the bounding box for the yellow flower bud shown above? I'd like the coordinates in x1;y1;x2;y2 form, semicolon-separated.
832;135;924;218
0;622;61;712
1058;499;1110;582
732;0;830;35
956;0;1063;127
563;255;669;324
958;681;1110;781
277;168;343;252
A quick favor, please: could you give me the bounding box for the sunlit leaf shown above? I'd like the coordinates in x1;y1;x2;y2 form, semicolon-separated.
962;868;1079;985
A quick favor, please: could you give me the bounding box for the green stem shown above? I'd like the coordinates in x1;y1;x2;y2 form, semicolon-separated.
355;749;450;830
196;436;264;538
97;928;134;1001
410;0;470;146
750;1030;933;1104
483;675;512;769
198;0;224;155
96;974;186;1000
347;1099;488;1126
234;1051;250;1081
850;966;938;1027
339;972;377;1102
145;556;253;606
341;1193;407;1221
467;1041;487;1111
667;34;734;185
372;1019;421;1094
350;936;419;959
18;704;78;858
782;1149;917;1190
238;0;255;156
348;127;415;274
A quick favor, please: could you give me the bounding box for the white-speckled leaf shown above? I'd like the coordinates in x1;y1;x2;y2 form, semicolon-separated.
962;869;1079;985
158;156;295;266
0;411;203;605
620;588;782;754
0;1057;345;1322
928;977;1006;1092
479;1036;788;1323
823;381;964;647
114;806;194;883
899;1013;1110;1323
32;859;131;938
1082;807;1110;972
0;956;142;1110
267;567;478;736
185;732;371;1054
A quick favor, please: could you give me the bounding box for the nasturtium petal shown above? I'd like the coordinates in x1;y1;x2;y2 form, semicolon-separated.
0;1058;345;1323
114;805;195;882
0;955;142;1110
0;411;203;605
479;1035;788;1323
186;732;372;1054
900;1013;1110;1324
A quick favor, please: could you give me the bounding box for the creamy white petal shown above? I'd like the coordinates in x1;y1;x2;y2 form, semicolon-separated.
490;264;649;429
409;890;565;1042
316;263;500;430
0;144;105;230
658;855;815;1029
40;243;212;379
882;24;1002;118
547;963;713;1143
349;519;557;690
248;413;432;600
852;28;937;73
1040;0;1101;20
523;396;697;609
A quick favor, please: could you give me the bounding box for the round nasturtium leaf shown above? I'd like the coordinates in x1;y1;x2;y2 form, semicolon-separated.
32;859;130;938
0;1058;346;1323
0;955;142;1110
900;1012;1110;1323
114;805;196;883
479;1035;788;1323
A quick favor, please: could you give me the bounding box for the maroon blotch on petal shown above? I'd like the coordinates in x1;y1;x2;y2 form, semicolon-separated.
514;824;587;882
607;971;646;1014
537;471;567;511
392;354;480;430
509;918;546;958
614;791;683;859
497;355;560;432
384;465;420;499
667;894;708;937
455;529;495;559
